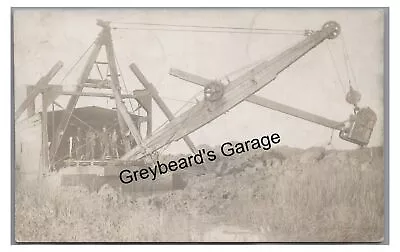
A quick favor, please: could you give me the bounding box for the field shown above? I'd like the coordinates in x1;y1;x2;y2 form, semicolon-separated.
15;145;385;242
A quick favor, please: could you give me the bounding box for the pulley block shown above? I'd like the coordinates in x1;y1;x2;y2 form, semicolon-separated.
204;81;225;102
345;86;362;106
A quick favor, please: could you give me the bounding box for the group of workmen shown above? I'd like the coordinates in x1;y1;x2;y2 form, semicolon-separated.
72;126;120;160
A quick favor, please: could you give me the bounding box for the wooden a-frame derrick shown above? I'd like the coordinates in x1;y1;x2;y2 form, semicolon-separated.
48;19;148;166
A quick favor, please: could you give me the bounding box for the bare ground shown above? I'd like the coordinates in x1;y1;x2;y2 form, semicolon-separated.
15;146;384;242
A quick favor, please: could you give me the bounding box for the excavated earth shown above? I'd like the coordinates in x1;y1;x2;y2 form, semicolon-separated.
15;145;384;242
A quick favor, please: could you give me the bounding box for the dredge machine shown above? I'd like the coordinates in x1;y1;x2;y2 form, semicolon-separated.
14;19;377;191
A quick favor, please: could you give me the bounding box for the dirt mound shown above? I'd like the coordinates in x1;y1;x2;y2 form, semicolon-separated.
15;146;385;242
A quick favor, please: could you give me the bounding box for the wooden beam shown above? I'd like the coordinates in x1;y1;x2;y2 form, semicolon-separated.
121;21;340;160
134;95;152;137
103;26;145;150
130;63;198;153
15;61;63;120
82;83;112;89
132;89;151;97
86;78;109;84
52;102;55;148
170;68;210;86
84;79;111;89
60;90;148;99
41;92;49;174
26;86;36;117
28;84;150;99
169;68;345;130
49;34;104;162
246;95;345;130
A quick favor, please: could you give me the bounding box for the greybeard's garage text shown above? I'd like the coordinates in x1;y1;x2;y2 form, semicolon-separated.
120;132;281;184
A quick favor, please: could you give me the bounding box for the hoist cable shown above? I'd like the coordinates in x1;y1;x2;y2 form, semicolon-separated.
110;21;307;33
327;128;335;147
152;89;204;135
340;34;360;91
218;56;267;82
222;35;313;97
340;36;353;90
160;96;197;104
59;41;95;85
96;63;104;80
111;27;305;36
115;54;135;113
326;41;346;95
171;90;204;117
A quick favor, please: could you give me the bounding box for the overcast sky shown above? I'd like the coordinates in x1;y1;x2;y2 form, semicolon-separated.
13;8;385;154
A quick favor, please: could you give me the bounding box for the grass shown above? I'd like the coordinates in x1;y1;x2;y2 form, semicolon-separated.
14;147;384;242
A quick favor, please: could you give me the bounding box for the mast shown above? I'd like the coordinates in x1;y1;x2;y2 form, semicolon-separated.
49;20;145;166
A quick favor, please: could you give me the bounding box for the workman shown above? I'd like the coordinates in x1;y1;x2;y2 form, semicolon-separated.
111;128;119;158
86;129;97;160
75;127;84;160
100;126;111;159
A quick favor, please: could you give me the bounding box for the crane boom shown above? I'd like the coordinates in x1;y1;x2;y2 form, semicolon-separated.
121;21;341;160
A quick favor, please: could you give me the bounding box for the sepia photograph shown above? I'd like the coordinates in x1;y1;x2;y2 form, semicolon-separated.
12;7;387;243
